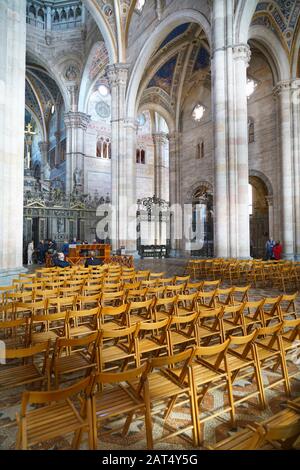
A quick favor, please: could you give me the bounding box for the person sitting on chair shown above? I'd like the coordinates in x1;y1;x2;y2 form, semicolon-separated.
85;251;102;268
53;252;70;268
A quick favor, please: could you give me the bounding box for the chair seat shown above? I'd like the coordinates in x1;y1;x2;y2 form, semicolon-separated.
0;364;44;389
138;338;167;354
24;400;85;447
94;386;143;418
192;362;226;386
101;345;134;364
68;325;95;337
31;330;59;344
55;352;95;374
147;372;185;400
168;331;195;346
226;352;255;371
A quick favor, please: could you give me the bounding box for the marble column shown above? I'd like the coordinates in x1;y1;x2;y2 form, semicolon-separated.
168;131;181;253
211;0;230;258
233;44;251;258
0;1;26;283
273;82;295;259
107;64;136;254
38;141;50;180
64;111;90;194
291;80;300;260
152;132;169;201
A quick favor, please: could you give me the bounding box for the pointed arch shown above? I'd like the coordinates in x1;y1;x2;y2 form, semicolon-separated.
126;9;211;118
235;0;259;43
84;0;118;63
249;25;290;82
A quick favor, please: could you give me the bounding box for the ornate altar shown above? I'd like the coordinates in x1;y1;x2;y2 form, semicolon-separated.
23;178;111;262
67;244;110;266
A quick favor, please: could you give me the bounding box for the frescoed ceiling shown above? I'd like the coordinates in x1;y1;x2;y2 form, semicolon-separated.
252;1;300;53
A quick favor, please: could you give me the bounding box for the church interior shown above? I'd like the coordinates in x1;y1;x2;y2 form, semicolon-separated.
0;0;300;451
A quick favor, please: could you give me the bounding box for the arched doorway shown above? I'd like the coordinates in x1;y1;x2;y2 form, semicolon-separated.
249;175;270;258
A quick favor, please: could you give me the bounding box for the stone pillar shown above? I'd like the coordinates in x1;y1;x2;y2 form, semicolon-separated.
233;44;251;258
211;0;230;258
273;82;295;259
107;64;136;254
168;131;181;253
291;80;300;260
64;112;90;195
152;132;169;201
46;6;52;30
38;141;50;180
212;1;250;259
0;1;26;282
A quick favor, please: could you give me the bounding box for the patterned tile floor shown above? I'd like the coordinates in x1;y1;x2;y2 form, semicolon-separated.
0;258;299;450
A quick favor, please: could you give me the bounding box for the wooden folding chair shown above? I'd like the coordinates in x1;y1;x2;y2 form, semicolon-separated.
51;332;99;388
134;318;170;366
99;304;128;329
254;323;291;399
66;307;100;338
144;349;198;447
189;339;235;444
167;312;199;355
16;375;94;449
98;325;137;372
226;331;266;409
89;364;153;450
197;306;224;345
30;311;67;346
152;295;177;321
0;317;30;349
126;299;154;325
279;292;298;320
0;341;51;392
176;292;198;316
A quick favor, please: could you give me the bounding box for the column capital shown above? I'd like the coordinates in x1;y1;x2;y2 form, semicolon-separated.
233;44;251;65
265;195;274;207
152;132;169;144
273;80;293;96
64;111;91;130
106;63;129;87
168;131;181;142
124;117;138;131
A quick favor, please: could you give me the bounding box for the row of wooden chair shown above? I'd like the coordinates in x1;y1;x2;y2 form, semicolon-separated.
185;258;300;291
12;334;300;450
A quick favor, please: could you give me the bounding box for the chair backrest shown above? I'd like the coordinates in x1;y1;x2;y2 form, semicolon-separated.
194;339;231;370
54;331;99;354
93;363;147;386
20;375;92;414
0;340;50;361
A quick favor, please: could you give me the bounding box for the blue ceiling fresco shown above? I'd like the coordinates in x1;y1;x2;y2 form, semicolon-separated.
254;1;300;49
158;23;190;50
193;46;210;72
147;55;178;95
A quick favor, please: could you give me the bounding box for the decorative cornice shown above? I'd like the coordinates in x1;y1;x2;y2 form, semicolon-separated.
273;80;293;96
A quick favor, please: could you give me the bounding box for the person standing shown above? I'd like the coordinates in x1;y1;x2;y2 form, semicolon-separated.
265;238;275;260
27;240;34;265
273;241;283;260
